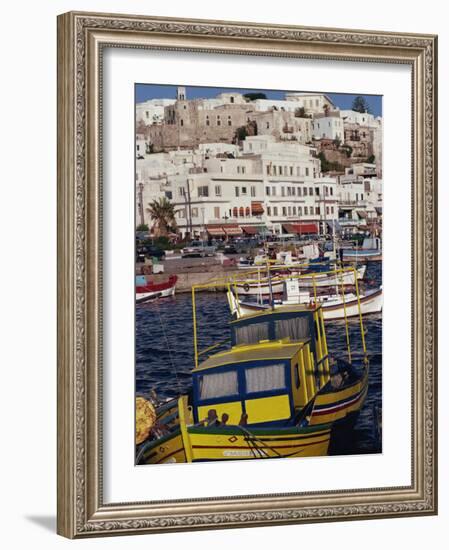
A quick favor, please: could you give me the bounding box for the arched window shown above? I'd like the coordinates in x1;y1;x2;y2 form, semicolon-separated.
239;207;244;217
245;207;250;217
233;207;238;217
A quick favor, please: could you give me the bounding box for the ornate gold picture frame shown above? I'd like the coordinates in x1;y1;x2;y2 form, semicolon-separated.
57;11;437;538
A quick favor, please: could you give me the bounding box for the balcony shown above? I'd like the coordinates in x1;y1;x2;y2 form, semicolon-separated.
338;200;367;207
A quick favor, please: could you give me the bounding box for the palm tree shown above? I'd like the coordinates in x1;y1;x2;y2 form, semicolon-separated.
146;197;178;237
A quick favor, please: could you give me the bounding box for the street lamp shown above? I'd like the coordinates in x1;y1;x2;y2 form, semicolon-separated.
222;213;230;243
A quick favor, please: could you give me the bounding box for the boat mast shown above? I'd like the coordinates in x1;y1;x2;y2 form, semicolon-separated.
267;260;274;310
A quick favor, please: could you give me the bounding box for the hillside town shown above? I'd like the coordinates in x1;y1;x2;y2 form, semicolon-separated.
136;87;382;241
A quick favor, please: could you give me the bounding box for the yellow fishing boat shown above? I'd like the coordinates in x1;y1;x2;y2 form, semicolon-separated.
136;270;369;464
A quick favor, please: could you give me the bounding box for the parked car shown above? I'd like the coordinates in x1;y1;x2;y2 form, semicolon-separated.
136;250;146;263
223;243;238;255
181;241;216;258
136;245;165;260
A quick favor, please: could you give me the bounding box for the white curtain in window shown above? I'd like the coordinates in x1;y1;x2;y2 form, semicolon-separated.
200;371;238;400
275;317;309;341
245;364;285;393
235;322;269;345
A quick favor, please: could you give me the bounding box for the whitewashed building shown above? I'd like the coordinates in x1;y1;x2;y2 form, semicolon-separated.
168;138;338;238
136;98;176;126
340;110;379;127
312;112;344;140
284;93;336;115
337;165;382;229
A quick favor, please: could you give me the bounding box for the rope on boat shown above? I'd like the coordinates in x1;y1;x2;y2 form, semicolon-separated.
338;265;352;363
234;425;282;459
154;299;184;394
233;424;320;459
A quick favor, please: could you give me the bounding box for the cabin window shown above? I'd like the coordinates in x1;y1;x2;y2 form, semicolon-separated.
275;317;310;341
245;364;286;393
199;370;238;400
234;322;269;345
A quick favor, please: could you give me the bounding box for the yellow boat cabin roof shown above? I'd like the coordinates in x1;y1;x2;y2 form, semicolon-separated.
194;339;309;372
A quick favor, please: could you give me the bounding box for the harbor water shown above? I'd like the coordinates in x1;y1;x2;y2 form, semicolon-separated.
136;262;382;456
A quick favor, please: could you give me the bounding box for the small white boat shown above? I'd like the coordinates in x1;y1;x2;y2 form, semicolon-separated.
233;265;366;296
341;237;382;262
291;264;366;288
228;284;382;321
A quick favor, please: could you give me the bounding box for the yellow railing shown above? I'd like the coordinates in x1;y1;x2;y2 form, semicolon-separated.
191;262;367;370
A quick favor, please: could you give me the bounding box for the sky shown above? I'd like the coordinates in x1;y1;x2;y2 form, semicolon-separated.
135;84;382;117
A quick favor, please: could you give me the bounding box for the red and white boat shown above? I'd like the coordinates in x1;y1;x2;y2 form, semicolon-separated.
136;275;178;304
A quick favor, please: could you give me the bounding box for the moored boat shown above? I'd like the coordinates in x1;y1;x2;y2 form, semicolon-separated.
228;285;383;320
233;264;366;297
136;274;177;303
136;272;370;464
341;237;382;262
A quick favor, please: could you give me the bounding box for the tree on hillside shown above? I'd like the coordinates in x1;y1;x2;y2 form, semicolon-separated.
340;144;353;158
243;92;267;101
294;107;311;118
146;197;178;237
318;152;345;174
233;121;257;144
352;96;371;113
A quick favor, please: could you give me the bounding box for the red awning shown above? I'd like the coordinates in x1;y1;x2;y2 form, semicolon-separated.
206;225;225;236
282;222;318;234
241;225;258;234
282;223;294;234
224;224;243;236
251;201;264;215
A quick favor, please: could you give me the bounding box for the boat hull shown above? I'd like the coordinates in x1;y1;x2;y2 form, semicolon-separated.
309;372;369;426
136;285;175;303
233;288;382;320
137;429;187;464
136;275;177;303
187;425;331;461
138;424;332;464
137;367;369;465
342;250;382;262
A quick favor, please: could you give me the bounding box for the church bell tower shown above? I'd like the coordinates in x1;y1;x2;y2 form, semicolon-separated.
177;86;186;101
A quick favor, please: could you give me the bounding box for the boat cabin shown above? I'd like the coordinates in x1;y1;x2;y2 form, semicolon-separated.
191;307;330;427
